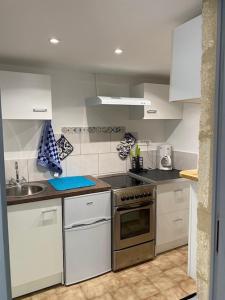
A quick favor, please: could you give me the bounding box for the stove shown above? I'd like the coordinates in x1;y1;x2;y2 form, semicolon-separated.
100;174;145;189
128;168;182;184
100;173;156;271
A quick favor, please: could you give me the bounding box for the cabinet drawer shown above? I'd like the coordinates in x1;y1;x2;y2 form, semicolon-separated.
156;209;189;246
64;191;111;227
157;182;190;215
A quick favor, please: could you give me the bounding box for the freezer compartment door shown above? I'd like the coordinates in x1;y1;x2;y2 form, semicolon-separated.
64;219;111;285
64;191;111;227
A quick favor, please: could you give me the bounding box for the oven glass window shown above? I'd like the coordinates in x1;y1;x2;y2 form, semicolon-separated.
120;208;150;239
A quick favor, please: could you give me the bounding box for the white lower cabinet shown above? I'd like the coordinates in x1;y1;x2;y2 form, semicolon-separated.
156;181;190;254
7;199;63;298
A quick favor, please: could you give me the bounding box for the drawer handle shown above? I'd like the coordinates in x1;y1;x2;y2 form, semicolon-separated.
173;218;183;222
33;108;48;113
86;202;94;206
175;189;183;193
42;209;57;214
41;209;57;224
147;109;157;114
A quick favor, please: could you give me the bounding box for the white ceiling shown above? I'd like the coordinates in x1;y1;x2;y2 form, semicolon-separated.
0;0;202;76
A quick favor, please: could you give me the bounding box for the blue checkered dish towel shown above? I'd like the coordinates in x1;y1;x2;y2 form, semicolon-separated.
37;120;62;176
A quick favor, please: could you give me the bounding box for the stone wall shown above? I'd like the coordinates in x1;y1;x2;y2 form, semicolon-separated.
197;0;218;298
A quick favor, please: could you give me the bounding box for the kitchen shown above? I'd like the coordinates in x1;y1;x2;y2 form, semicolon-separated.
0;1;202;300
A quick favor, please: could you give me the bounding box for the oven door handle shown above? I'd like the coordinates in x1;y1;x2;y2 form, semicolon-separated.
116;201;154;213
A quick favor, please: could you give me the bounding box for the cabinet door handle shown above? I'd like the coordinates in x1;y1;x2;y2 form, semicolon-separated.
41;208;57;214
147;109;157;114
41;209;57;223
173;218;183;222
33;108;48;113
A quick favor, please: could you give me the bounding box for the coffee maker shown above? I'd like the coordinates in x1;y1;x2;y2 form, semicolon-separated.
157;144;173;171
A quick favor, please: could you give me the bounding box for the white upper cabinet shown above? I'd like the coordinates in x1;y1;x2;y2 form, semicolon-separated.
130;83;183;120
0;70;52;119
169;15;202;102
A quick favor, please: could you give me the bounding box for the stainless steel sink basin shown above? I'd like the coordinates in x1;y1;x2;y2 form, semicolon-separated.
6;183;46;198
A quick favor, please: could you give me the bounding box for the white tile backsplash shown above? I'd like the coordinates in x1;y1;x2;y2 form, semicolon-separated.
80;131;110;154
4;139;198;182
27;159;53;181
173;151;198;170
66;154;99;176
110;131;124;153
27;158;67;181
99;153;126;175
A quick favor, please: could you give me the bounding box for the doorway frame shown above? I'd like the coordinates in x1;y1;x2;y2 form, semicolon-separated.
210;0;225;299
0;92;12;300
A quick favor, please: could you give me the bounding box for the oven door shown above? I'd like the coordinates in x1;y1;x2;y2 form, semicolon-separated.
113;201;155;250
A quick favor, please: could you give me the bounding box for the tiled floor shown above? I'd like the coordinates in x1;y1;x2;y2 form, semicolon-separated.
18;246;196;300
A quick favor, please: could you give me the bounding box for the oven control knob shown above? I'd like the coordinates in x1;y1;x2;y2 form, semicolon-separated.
135;195;139;199
121;196;126;201
126;196;130;200
130;195;134;199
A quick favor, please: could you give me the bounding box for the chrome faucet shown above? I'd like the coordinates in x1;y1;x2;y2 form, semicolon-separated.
8;161;27;186
15;161;19;183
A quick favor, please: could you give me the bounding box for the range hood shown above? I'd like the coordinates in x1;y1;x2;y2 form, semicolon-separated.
86;96;151;106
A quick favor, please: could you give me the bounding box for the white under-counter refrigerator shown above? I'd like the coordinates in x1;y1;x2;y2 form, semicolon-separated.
63;191;111;285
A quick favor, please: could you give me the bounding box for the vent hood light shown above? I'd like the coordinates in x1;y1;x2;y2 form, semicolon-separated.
86;96;151;106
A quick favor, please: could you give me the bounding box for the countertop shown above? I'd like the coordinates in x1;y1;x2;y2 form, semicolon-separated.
7;176;111;206
179;169;198;182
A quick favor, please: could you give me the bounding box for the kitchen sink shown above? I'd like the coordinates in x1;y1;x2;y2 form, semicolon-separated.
6;183;46;198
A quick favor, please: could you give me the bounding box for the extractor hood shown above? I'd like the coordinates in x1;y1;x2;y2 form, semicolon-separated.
86;96;151;106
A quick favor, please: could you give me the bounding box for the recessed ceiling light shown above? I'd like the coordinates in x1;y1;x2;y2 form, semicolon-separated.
114;48;123;55
49;38;60;44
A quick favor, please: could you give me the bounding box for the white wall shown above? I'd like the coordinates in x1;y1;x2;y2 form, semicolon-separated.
165;103;201;153
1;64;200;180
1;65;167;158
1;64;168;181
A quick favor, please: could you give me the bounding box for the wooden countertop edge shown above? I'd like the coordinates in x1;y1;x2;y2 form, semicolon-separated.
179;169;198;182
7;175;111;206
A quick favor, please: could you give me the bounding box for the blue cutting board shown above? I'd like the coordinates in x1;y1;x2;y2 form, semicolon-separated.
48;176;96;191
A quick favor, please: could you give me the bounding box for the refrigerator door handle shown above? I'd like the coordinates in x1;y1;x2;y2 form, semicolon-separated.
65;217;111;230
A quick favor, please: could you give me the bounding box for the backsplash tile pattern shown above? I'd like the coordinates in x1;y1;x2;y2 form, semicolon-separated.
4;130;198;183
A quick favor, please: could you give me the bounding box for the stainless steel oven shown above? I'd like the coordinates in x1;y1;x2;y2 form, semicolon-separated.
114;200;155;251
100;174;156;271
